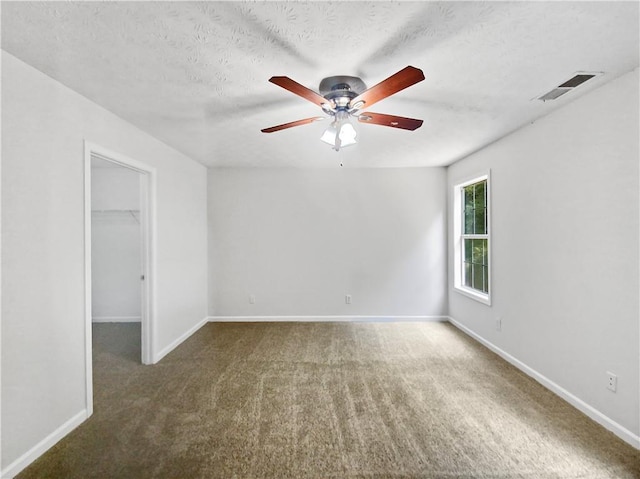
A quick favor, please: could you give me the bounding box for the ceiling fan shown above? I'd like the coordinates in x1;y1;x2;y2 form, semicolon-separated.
261;66;425;151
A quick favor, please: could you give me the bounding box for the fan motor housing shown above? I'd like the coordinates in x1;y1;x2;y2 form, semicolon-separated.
319;76;367;107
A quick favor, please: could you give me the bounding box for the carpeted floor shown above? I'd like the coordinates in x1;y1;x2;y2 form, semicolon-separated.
18;321;640;478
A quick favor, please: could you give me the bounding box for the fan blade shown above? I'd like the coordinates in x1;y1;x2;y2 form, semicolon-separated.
269;76;330;108
357;112;423;131
261;117;324;133
350;66;425;110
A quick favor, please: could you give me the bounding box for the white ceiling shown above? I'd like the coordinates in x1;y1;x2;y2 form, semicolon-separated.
2;1;638;168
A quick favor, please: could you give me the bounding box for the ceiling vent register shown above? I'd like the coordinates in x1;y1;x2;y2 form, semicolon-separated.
537;73;599;101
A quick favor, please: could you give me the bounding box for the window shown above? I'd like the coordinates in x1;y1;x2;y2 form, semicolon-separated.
454;174;490;305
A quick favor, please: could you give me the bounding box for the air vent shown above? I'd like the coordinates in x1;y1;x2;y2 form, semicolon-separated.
536;72;601;102
558;74;595;88
538;88;571;101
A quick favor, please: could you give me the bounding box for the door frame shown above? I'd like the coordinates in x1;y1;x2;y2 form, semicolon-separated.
83;141;157;415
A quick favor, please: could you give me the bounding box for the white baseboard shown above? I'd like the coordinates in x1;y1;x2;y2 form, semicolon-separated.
447;316;640;450
1;409;88;479
208;315;448;322
92;316;141;323
153;316;209;363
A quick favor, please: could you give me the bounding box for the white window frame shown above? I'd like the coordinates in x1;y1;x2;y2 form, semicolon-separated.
453;172;491;306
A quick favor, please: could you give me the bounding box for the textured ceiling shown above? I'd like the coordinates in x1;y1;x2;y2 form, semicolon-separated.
2;1;638;168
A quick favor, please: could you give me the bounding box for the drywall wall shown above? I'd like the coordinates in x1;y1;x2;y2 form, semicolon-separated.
447;68;640;443
91;165;142;322
209;168;447;318
1;51;208;474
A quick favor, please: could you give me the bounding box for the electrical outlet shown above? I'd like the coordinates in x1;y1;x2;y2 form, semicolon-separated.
496;317;502;331
249;294;255;304
345;294;352;304
606;372;617;392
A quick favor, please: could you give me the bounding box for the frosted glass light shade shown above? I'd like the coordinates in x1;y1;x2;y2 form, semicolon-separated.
320;114;357;151
320;124;338;146
338;123;357;147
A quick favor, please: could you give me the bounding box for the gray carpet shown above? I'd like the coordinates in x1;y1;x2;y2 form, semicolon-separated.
17;321;640;478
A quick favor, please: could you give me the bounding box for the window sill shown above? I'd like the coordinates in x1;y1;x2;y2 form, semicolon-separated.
454;286;491;306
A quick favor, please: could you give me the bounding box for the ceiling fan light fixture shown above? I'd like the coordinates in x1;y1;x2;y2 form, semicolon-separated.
320;124;338;145
321;102;336;114
350;100;365;111
338;122;357;147
262;66;425;150
320;112;357;151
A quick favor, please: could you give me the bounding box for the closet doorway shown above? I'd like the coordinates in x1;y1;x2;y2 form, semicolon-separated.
84;142;156;414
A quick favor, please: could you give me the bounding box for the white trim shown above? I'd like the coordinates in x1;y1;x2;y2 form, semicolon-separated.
86;142;158;172
454;285;491;306
83;144;94;416
1;409;88;479
208;316;449;322
84;141;157;366
153;317;209;363
447;316;640;450
0;41;3;472
92;316;142;323
84;141;158;424
137;159;157;366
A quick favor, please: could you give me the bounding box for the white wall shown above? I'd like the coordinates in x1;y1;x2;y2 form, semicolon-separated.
91;165;142;321
1;51;208;474
447;69;639;443
209;168;447;318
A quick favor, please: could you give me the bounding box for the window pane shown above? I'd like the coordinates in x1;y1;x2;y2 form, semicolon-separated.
462;180;488;235
474;181;486;234
464;262;472;287
473;263;484;291
464;238;472;263
464;185;474;210
464;209;474;234
472;239;483;264
463;186;474;234
482;266;489;293
462;237;488;293
474;181;486;210
484;207;488;234
474;207;486;235
482;239;488;266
